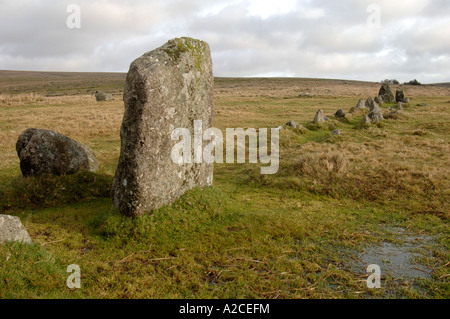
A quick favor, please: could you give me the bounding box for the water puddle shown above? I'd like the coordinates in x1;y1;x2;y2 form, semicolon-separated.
350;227;433;281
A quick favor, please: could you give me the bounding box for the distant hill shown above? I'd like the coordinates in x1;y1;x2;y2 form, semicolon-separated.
1;70;448;97
0;70;126;96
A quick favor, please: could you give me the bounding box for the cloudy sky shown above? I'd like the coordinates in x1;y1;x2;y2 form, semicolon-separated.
1;0;449;83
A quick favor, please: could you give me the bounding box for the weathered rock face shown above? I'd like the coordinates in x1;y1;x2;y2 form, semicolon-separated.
395;90;404;103
16;128;99;177
95;91;113;101
0;215;33;245
379;82;396;103
112;37;214;217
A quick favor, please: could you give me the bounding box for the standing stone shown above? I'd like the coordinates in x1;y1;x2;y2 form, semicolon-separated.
379;81;396;103
356;98;366;109
368;103;384;123
16;128;99;177
0;215;33;245
361;115;372;127
334;109;346;118
112;37;214;217
374;95;384;106
395;90;404;103
365;97;378;110
313;109;329;123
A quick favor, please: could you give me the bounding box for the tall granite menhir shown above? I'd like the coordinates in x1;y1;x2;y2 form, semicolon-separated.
112;37;215;217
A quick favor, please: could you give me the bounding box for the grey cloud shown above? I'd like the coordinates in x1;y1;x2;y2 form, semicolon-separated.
0;0;448;83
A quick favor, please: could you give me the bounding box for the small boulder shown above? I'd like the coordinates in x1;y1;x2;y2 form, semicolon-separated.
397;102;404;110
285;120;299;128
16;128;99;177
0;215;33;245
403;97;410;103
331;129;341;136
95;91;113;101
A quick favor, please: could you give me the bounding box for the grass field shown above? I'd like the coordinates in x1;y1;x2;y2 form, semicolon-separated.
0;70;449;299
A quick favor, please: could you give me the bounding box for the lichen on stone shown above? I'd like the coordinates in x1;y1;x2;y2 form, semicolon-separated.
163;37;206;73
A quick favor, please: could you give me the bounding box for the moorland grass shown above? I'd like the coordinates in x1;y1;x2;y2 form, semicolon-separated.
0;76;448;299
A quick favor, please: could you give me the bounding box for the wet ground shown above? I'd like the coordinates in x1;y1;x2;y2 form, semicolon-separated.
355;227;433;280
347;226;435;297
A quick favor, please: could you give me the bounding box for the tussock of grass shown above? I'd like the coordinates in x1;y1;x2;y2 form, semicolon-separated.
305;120;339;131
0;170;113;211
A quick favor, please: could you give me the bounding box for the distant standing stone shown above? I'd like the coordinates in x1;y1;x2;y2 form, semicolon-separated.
334;109;346;118
365;97;378;110
313;109;329;123
368;103;384;123
355;98;366;109
361;115;372;126
298;93;316;98
0;215;33;245
395;90;404;103
374;95;384;106
95;91;113;101
16;128;99;177
112;37;215;217
378;82;396;103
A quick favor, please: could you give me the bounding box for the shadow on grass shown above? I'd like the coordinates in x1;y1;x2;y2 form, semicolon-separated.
0;170;113;212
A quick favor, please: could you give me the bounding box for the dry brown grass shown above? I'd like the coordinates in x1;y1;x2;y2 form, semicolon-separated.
0;94;123;171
